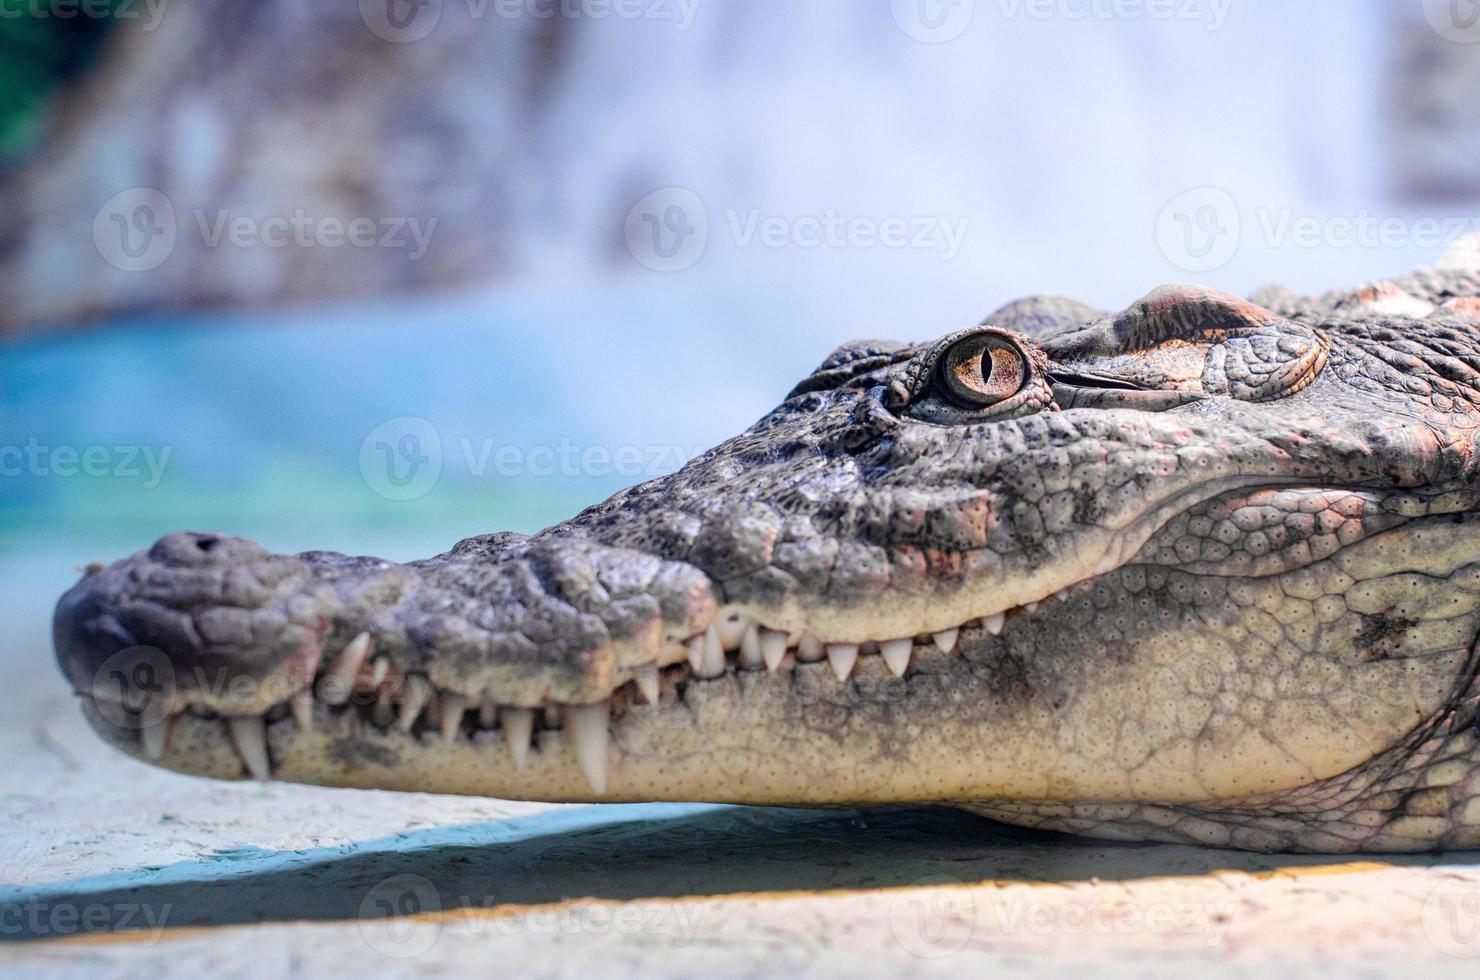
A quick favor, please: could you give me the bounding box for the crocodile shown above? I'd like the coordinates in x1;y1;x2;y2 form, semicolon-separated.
52;268;1480;853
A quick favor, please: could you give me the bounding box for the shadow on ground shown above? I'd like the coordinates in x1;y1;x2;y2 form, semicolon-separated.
7;803;1479;942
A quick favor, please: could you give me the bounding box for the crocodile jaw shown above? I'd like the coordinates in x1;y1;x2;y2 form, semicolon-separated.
52;275;1480;850
65;505;1480;811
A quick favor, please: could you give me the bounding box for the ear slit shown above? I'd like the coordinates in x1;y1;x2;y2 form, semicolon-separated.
1045;369;1146;392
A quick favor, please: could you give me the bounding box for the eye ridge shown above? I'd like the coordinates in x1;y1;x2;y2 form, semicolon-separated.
939;334;1027;407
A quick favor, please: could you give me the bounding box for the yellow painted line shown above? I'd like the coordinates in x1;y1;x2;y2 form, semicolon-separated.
1251;860;1396;880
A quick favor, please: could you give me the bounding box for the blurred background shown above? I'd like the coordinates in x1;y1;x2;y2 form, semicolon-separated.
3;0;1480;677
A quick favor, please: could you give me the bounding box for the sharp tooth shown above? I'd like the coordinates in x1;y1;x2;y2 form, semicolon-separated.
880;638;913;677
500;708;534;770
140;714;173;761
368;656;389;688
396;675;431;733
634;665;660;705
478;697;497;728
320;632;372;705
932;628;959;654
290;691;315;732
759;628;789;671
566;702;610;794
716;613;749;651
705;626;727;675
738;623;765;669
983;613;1005;636
1023;601;1039;613
439;694;467;743
686;626;726;678
226;715;271;781
796;632;824;662
372;684;395;726
826;643;858;681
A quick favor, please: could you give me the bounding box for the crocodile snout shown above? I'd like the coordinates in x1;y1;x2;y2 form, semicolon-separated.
53;529;725;791
53;532;329;718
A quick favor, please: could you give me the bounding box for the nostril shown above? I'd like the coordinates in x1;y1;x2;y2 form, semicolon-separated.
148;531;266;567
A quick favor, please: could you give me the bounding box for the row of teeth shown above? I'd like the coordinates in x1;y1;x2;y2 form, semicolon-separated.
136;602;1039;796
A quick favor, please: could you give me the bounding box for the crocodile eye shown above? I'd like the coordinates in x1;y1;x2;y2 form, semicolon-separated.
896;326;1051;425
939;334;1027;408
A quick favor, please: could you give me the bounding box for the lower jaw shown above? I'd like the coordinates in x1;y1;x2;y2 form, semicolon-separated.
80;641;1038;805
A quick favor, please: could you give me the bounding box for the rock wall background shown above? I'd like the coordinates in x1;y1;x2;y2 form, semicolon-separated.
0;1;559;328
5;2;1478;335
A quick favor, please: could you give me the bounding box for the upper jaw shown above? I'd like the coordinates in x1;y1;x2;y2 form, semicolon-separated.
52;530;724;719
53;521;1089;755
56;525;1107;796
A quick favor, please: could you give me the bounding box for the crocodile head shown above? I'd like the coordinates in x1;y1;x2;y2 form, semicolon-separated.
54;272;1480;852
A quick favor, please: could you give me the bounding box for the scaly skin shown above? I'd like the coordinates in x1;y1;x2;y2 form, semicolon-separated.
53;269;1480;852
